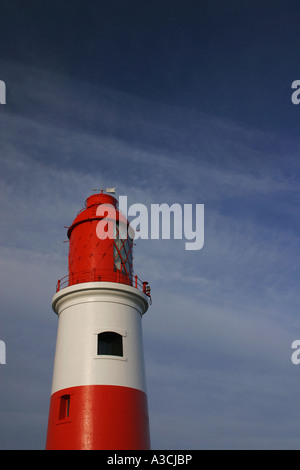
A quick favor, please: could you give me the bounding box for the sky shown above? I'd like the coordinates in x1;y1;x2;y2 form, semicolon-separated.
0;0;300;450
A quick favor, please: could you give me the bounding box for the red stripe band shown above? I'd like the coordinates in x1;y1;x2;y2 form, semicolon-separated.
46;384;150;450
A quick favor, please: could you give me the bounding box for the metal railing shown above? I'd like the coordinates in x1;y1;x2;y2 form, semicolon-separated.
55;268;151;302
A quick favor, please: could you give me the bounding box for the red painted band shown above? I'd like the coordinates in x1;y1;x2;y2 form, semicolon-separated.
46;384;150;450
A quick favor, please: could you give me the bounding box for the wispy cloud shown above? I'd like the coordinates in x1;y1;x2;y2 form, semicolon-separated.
1;59;300;449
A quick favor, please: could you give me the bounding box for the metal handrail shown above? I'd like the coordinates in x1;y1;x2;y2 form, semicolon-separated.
56;268;151;302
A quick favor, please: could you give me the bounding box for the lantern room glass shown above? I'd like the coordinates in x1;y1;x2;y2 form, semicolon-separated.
113;222;133;279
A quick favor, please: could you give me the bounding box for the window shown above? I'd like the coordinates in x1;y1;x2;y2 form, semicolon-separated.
97;331;123;357
59;395;70;420
113;222;133;277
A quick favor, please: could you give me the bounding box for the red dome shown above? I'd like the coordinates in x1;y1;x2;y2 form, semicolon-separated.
66;192;133;287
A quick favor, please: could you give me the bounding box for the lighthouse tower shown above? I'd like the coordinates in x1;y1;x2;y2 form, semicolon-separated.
46;190;151;450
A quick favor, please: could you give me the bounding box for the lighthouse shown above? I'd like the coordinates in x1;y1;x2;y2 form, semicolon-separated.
46;190;151;450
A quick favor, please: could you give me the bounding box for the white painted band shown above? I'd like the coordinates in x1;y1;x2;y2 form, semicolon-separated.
50;282;149;395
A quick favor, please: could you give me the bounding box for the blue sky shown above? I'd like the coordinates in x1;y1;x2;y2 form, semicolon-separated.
1;0;300;449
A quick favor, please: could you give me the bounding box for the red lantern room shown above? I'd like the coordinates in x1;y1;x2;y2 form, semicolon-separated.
63;191;134;288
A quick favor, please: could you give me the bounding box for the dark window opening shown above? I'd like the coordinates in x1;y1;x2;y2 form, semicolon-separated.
97;331;123;357
59;395;70;420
